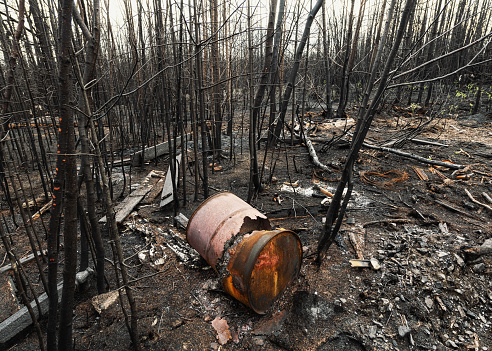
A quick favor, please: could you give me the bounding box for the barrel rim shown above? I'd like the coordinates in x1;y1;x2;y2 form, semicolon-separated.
244;229;302;314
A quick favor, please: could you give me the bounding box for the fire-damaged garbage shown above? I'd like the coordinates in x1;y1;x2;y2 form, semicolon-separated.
186;192;302;314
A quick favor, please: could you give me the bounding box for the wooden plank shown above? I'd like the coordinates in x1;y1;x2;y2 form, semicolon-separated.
0;250;47;274
130;133;190;166
160;154;182;208
31;200;52;221
0;275;19;323
0;282;63;345
100;170;162;223
141;177;165;205
0;267;91;345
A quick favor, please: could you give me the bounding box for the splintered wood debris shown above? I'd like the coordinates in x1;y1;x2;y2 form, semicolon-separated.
348;230;365;260
100;170;166;223
126;219;204;269
349;258;381;270
411;166;429;181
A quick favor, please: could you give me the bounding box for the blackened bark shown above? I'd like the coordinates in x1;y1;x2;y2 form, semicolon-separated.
424;0;443;106
248;0;277;198
317;0;417;262
210;0;223;156
336;0;355;119
167;0;181;215
56;0;78;349
28;0;57;107
267;0;286;146
194;0;209;199
272;0;324;143
321;1;332;118
73;0;106;294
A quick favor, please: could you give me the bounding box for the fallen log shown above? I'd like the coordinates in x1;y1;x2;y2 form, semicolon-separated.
302;132;334;173
362;142;465;170
434;199;479;219
461;239;492;261
110;133;190;167
362;218;412;227
382;138;449;148
0;266;94;345
265;205;324;218
0;282;62;345
130;133;190;166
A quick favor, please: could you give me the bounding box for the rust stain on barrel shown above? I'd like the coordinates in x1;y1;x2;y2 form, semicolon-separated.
223;229;302;314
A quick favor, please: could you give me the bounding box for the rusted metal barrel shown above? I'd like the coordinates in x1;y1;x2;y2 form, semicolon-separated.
187;192;302;314
186;192;271;268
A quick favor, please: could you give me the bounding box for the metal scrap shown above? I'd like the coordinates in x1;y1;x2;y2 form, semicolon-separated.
360;170;409;190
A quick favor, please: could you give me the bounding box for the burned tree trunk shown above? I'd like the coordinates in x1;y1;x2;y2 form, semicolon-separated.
321;1;333;118
72;0;106;295
248;0;277;199
272;0;324;143
210;0;223;157
267;0;285;146
335;0;355;119
0;0;25;232
247;0;258;201
317;0;417;262
49;0;78;349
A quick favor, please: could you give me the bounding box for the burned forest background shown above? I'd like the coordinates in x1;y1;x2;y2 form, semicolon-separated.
0;0;491;350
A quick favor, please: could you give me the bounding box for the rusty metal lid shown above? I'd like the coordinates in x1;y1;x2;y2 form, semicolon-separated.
224;229;302;314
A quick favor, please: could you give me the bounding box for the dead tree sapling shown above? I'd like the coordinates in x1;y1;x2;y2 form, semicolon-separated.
272;0;324;143
317;0;417;263
72;0;106;295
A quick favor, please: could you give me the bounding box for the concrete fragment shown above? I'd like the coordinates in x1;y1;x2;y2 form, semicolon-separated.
368;325;377;339
424;297;434;310
398;325;411;338
91;290;120;314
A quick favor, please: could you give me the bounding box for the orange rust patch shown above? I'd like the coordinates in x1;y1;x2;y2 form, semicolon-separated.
255;249;280;271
